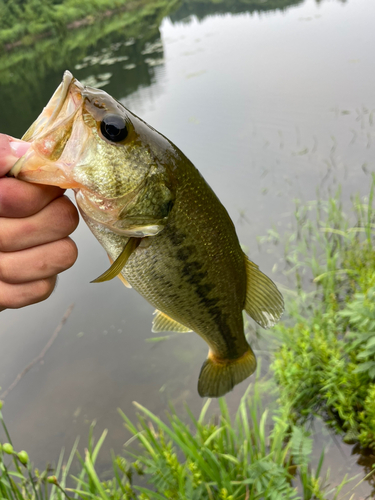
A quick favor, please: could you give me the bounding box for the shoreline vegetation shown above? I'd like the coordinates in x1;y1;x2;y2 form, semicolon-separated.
269;180;375;455
0;388;360;500
0;0;153;51
0;0;304;52
0;0;173;77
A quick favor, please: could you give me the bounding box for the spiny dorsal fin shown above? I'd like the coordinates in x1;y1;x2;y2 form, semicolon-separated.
244;256;284;329
198;347;256;398
152;310;192;333
91;237;141;283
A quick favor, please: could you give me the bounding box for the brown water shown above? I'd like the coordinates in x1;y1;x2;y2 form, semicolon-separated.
1;0;375;495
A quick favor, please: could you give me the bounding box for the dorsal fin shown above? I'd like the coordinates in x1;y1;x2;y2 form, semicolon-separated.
152;310;192;333
244;255;284;329
91;237;140;283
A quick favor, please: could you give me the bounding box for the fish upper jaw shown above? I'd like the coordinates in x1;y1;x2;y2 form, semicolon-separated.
23;71;82;143
9;71;85;189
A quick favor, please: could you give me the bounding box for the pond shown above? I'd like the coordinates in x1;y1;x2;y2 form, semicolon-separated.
0;0;375;494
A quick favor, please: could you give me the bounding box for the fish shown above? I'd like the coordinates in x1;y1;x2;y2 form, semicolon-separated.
10;70;284;398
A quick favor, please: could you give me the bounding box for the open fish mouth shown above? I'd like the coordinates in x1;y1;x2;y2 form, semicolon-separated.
22;71;80;142
9;71;86;187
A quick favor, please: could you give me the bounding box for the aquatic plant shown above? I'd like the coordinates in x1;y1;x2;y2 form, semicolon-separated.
119;387;324;499
269;178;375;451
0;388;355;500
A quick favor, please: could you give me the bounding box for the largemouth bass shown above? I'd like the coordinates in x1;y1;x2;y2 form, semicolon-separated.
10;71;283;397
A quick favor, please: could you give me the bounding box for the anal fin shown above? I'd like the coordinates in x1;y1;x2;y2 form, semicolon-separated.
244;255;284;329
152;310;192;333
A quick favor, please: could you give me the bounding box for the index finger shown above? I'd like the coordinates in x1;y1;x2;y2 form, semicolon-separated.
0;133;65;217
0;178;65;218
0;134;30;177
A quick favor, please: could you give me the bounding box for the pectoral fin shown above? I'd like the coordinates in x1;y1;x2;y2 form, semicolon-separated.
106;255;132;288
91;237;141;283
244;255;284;328
152;310;192;333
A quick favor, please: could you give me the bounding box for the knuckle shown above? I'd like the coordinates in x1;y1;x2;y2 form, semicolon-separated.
58;238;78;270
54;196;79;234
34;277;57;302
34;257;49;275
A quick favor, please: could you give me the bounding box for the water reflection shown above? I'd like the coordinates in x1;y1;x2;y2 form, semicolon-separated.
0;0;342;137
170;0;304;22
0;0;167;136
73;33;166;100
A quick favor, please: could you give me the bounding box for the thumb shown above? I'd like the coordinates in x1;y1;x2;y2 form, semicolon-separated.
0;134;30;178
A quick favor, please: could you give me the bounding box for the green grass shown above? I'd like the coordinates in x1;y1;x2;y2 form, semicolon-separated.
268;177;375;451
0;0;138;48
0;385;357;500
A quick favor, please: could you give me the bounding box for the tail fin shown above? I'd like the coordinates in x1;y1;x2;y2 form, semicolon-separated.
197;348;256;398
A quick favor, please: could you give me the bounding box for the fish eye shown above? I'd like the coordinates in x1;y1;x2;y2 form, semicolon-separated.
100;114;128;142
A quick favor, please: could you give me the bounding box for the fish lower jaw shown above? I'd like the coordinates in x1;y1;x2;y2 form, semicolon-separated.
10;152;76;189
75;196;127;236
75;192;165;237
77;209;162;238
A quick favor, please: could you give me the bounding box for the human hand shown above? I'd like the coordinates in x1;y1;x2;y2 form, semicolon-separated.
0;134;79;311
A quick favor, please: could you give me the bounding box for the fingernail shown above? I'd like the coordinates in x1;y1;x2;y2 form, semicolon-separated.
10;141;30;157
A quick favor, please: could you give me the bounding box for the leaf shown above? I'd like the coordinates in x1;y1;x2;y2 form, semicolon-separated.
353;361;375;374
290;426;312;467
368;365;375;379
365;336;375;349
